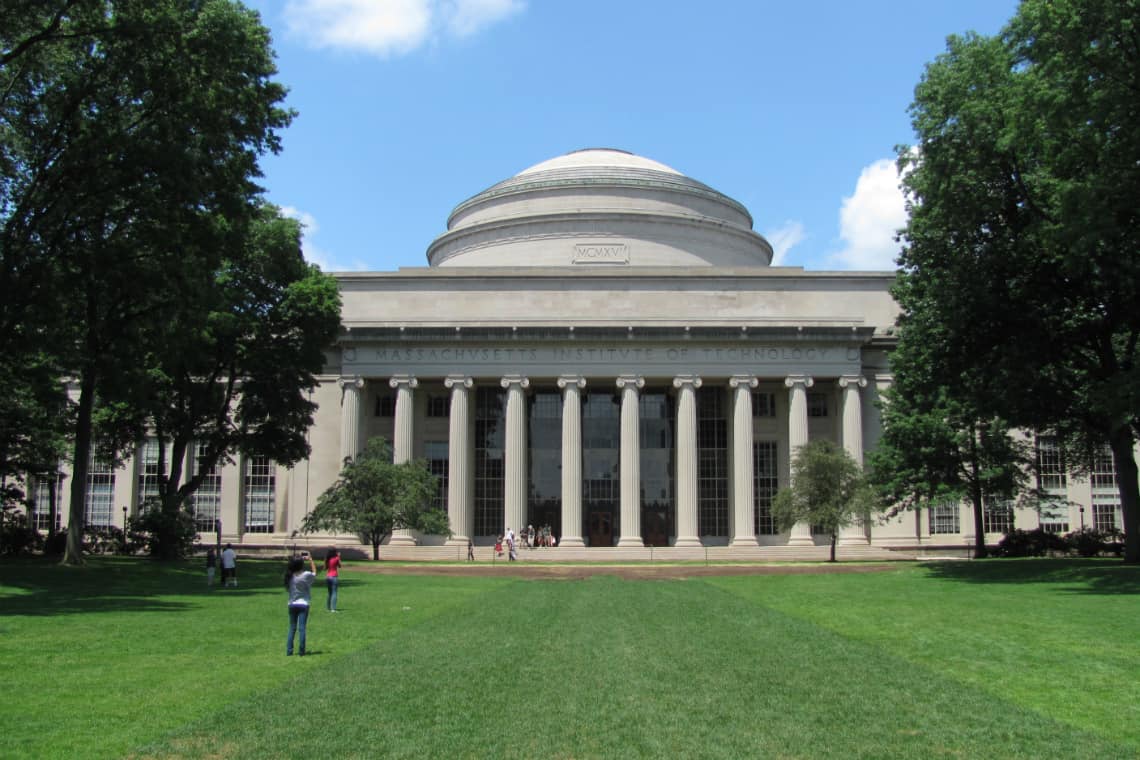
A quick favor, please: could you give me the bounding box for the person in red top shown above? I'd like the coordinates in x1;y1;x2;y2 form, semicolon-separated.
324;549;342;612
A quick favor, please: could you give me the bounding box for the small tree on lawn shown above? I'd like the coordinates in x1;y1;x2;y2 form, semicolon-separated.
773;439;878;562
302;437;450;559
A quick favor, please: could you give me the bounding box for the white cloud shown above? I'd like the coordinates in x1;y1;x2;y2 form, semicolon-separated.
281;206;369;272
283;0;524;57
763;220;806;266
832;158;907;270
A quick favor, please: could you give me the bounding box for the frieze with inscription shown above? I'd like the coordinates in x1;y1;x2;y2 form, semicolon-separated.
345;343;863;378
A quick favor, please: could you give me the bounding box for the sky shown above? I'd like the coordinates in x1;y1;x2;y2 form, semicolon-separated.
242;0;1020;273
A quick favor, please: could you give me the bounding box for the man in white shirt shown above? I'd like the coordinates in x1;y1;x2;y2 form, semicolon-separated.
221;544;237;587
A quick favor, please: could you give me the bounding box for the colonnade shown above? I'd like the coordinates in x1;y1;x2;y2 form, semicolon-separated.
337;372;868;547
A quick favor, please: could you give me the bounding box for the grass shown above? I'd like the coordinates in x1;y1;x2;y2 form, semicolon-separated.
1;557;1137;759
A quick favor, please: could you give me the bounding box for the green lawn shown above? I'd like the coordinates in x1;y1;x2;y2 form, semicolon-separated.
1;558;1136;759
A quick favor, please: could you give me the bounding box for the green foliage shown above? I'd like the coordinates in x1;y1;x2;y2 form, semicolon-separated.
303;437;451;559
995;528;1069;558
130;502;197;560
898;0;1140;562
772;439;878;561
1066;528;1125;558
0;507;39;555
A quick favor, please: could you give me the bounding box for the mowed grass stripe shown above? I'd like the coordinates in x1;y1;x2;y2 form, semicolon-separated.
708;560;1140;748
137;574;1130;760
0;558;512;759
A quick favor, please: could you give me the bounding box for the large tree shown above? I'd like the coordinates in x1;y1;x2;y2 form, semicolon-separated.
1;1;293;563
772;439;877;562
302;438;451;561
867;316;1032;558
125;205;341;558
899;0;1140;562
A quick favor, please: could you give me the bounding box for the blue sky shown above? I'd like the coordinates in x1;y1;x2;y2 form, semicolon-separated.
243;0;1019;272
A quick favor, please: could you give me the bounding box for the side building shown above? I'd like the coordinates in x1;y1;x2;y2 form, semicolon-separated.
26;149;1133;554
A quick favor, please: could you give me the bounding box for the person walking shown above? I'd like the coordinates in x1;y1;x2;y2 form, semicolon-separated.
467;539;475;561
205;547;217;587
285;552;318;656
324;549;341;612
221;543;237;587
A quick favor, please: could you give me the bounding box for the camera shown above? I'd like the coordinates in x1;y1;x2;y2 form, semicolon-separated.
300;551;309;559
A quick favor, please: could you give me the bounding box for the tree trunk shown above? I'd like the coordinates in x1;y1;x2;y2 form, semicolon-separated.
372;540;380;561
1108;426;1139;564
967;425;988;559
829;533;837;562
63;369;97;565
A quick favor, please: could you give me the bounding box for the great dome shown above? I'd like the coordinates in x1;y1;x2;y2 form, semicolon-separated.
426;148;773;268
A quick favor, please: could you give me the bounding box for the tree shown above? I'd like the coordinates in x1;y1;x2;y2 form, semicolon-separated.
302;438;451;560
121;205;341;559
1;1;293;563
772;440;878;562
867;320;1033;559
899;0;1140;563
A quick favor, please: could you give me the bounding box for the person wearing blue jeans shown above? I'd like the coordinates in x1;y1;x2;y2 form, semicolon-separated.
284;553;317;656
324;549;341;612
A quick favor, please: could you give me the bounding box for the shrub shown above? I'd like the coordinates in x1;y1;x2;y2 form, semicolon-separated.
996;528;1068;558
0;510;41;556
1064;528;1119;558
42;530;67;555
132;505;199;560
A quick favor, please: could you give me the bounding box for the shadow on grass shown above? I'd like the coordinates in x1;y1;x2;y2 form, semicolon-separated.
0;555;289;617
920;558;1140;595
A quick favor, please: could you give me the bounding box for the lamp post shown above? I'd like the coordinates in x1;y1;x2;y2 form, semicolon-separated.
122;506;128;531
1079;506;1085;531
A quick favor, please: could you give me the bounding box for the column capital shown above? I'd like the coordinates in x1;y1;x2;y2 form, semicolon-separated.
389;374;419;390
672;374;702;390
338;375;364;390
557;375;587;390
616;375;645;390
838;374;868;390
500;375;530;390
444;375;474;390
729;374;759;389
784;374;815;390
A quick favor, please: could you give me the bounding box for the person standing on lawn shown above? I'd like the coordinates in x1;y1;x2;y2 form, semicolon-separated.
285;552;318;656
205;548;217;587
221;543;237;587
324;548;341;612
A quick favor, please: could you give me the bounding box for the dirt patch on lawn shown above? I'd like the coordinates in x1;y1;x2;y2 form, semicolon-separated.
351;562;902;580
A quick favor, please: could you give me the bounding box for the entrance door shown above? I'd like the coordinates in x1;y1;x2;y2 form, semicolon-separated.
587;511;613;547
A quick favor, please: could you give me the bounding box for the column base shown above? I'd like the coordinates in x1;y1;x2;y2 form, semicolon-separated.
674;536;703;548
558;536;585;548
787;523;814;546
616;536;644;548
444;536;470;547
837;535;868;547
388;533;418;547
729;536;759;547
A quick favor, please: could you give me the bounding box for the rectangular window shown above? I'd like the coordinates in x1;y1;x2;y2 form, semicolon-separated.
753;441;778;535
928;500;961;535
190;443;222;532
1093;501;1117;532
426;395;450;418
1035;435;1066;492
137;439;162;508
1091;446;1117;492
697;388;729;537
1040;518;1070;534
375;393;395;418
982;499;1014;534
243;455;275;533
474;387;505;537
425;440;449;511
85;453;115;528
752;391;776;418
30;473;64;533
807;393;828;418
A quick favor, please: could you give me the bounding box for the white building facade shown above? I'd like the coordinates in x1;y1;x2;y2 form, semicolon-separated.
29;150;1130;553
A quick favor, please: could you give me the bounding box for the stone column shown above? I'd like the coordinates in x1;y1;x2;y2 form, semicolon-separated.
616;375;644;547
558;375;586;547
444;376;473;546
785;374;815;546
501;375;530;539
730;375;760;547
338;376;365;464
389;375;419;546
673;375;702;547
838;374;869;546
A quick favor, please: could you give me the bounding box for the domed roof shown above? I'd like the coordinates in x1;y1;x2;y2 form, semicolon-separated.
426;148;773;268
